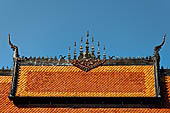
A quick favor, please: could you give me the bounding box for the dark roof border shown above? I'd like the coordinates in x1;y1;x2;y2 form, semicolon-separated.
18;56;154;66
13;97;162;108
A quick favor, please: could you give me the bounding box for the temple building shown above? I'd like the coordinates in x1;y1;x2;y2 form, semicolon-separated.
0;32;170;112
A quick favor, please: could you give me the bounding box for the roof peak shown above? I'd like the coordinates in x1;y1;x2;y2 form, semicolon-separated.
70;31;106;60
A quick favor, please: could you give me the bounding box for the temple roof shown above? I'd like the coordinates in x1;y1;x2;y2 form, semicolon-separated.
6;32;167;106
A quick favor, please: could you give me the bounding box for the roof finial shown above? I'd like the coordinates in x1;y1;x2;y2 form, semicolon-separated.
68;46;71;60
87;31;89;37
2;66;4;70
103;45;106;59
91;36;95;58
154;33;166;70
86;31;89;45
8;34;19;58
80;36;83;53
91;36;94;49
154;33;166;57
85;31;90;58
74;42;77;59
81;36;83;45
97;41;100;59
78;36;83;60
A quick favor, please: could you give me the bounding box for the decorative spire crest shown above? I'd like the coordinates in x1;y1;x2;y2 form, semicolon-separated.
71;31;106;72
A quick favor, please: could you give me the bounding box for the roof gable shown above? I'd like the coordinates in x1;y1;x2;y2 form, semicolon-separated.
7;32;166;106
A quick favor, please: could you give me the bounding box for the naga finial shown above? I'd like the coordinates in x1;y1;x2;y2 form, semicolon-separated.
154;33;166;57
8;34;19;58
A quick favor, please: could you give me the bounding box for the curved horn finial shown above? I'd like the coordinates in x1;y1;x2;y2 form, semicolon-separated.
161;33;166;46
8;34;16;50
8;34;19;58
159;33;166;47
153;33;166;71
154;33;166;52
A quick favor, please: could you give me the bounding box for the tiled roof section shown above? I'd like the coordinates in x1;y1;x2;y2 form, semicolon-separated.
165;76;170;103
1;76;170;112
0;76;12;82
16;65;156;97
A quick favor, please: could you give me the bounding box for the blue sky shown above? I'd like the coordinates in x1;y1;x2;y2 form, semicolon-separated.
0;0;169;68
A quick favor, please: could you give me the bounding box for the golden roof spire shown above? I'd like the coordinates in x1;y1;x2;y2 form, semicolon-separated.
86;31;89;47
68;46;71;60
74;42;77;59
78;36;83;60
86;31;89;44
97;41;100;59
85;31;90;58
81;36;83;45
103;45;106;59
80;36;83;52
87;31;89;37
91;36;95;56
92;36;94;48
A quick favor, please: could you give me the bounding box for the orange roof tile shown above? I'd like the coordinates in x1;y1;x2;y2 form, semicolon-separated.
16;65;156;97
165;76;170;103
0;76;170;112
